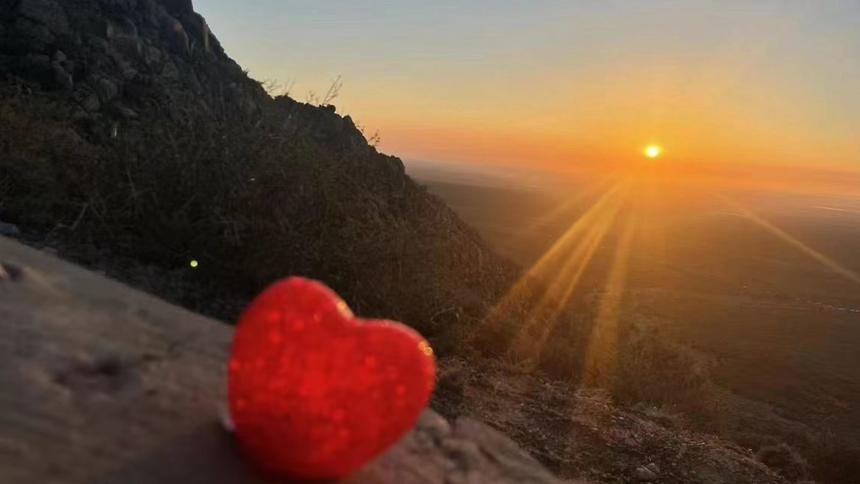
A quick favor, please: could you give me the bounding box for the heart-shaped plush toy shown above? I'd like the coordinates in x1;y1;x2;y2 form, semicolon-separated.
228;277;436;480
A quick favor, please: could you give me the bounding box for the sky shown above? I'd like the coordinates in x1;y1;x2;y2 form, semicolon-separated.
196;0;860;173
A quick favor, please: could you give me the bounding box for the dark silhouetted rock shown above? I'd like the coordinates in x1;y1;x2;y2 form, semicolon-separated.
115;105;139;119
95;77;119;102
113;35;143;60
82;92;101;112
12;17;55;53
16;0;69;35
52;62;73;89
163;16;190;54
634;465;658;482
0;222;19;236
162;0;194;14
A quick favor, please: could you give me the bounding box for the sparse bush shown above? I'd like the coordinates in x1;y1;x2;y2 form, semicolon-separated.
0;88;518;346
804;433;860;484
0;97;102;229
611;318;712;411
756;443;810;482
431;358;470;418
470;280;712;413
631;402;685;428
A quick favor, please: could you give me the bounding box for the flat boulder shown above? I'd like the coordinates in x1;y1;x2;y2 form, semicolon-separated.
0;237;576;484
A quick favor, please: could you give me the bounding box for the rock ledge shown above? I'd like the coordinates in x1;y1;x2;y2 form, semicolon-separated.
0;236;574;484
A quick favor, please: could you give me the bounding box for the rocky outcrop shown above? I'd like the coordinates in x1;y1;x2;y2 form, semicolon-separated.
0;0;379;154
0;236;575;484
1;0;264;137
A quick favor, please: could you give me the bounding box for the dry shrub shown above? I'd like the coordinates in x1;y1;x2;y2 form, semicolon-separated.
803;433;860;484
610;319;712;411
756;443;810;482
471;280;712;413
0;97;101;229
0;90;518;345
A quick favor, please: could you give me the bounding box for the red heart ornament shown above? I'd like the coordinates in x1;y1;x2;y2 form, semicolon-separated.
228;277;437;480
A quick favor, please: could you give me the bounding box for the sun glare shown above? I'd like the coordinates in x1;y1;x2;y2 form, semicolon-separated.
645;145;661;159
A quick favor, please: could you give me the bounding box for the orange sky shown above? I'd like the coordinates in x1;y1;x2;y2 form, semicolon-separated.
201;0;860;173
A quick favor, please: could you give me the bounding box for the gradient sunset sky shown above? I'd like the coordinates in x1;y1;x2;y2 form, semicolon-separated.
198;0;860;172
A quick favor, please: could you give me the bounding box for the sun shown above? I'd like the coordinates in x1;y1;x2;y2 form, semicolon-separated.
645;145;662;159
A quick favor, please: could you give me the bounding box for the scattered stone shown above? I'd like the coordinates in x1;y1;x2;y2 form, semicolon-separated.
13;17;55;53
70;107;90;121
120;65;138;80
144;45;162;66
242;98;257;116
53;50;67;63
86;35;109;53
55;32;83;56
117;17;138;38
95;77;118;102
53;63;74;90
0;262;23;282
116;106;138;119
163;17;190;55
186;13;211;53
100;19;116;39
41;247;59;257
160;59;180;81
645;462;660;475
15;53;76;90
634;465;658;482
82;93;101;113
113;35;143;60
0;222;20;237
623;436;640;448
162;0;194;14
17;53;52;76
15;0;70;36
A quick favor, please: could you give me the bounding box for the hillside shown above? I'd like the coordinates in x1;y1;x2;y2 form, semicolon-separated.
0;0;804;482
0;0;520;350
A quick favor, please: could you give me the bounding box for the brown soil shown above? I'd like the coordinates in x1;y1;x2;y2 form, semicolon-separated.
434;357;791;484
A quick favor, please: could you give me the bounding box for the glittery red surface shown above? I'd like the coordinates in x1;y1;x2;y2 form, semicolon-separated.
228;277;437;481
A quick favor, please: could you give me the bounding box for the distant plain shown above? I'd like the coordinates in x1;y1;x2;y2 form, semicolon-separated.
411;159;860;481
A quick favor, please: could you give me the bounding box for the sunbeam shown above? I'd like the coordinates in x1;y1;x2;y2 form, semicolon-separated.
524;180;630;279
716;194;860;285
582;204;637;387
484;179;630;323
513;188;629;359
480;178;630;359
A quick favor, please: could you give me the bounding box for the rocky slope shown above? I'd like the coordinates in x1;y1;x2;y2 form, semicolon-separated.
0;0;519;350
434;358;794;484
